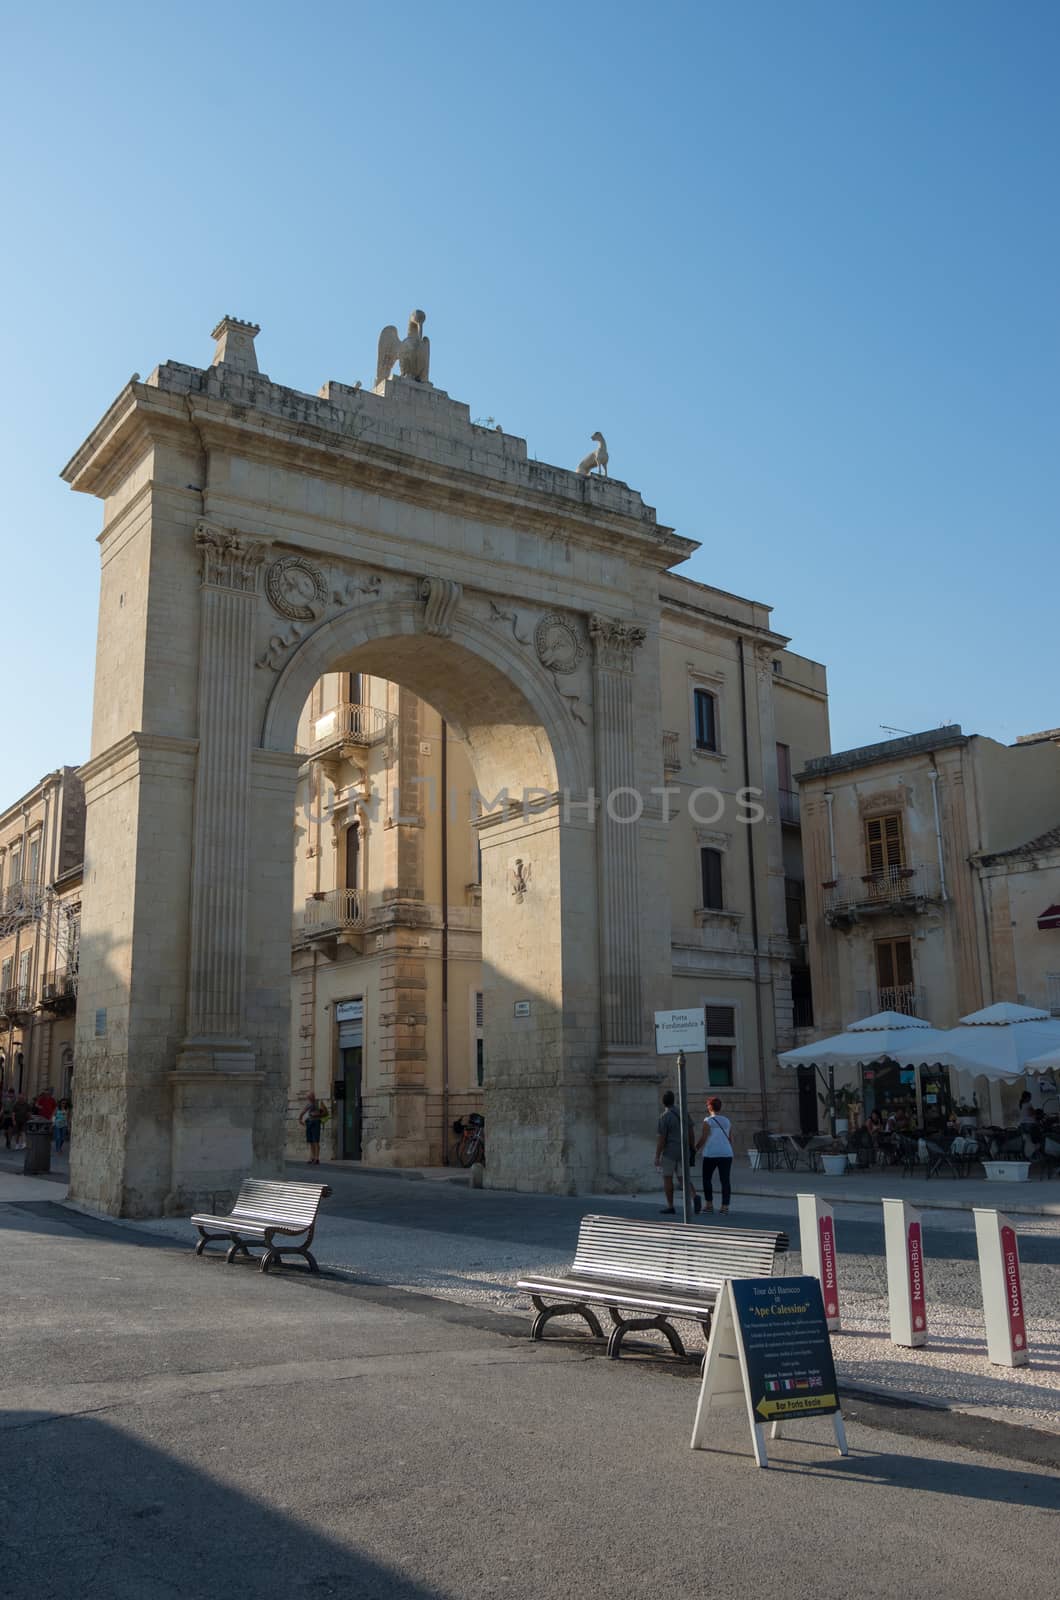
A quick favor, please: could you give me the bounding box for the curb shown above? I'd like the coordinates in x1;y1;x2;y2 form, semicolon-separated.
728;1179;1060;1220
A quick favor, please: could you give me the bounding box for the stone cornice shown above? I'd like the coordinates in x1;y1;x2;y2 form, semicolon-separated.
62;371;696;573
78;732;199;786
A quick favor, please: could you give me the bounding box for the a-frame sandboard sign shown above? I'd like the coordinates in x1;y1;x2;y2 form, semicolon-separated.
690;1276;848;1469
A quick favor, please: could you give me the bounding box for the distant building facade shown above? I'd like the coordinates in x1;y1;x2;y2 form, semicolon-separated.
796;726;1060;1124
289;577;829;1167
0;767;84;1100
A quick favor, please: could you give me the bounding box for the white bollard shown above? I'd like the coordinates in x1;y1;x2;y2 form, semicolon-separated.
973;1209;1029;1367
797;1194;841;1331
882;1198;928;1347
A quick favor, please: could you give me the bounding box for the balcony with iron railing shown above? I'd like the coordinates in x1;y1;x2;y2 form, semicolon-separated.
1;985;35;1019
303;703;395;761
0;881;45;927
303;888;365;937
662;731;681;777
40;969;78;1012
823;862;942;927
779;788;800;826
855;984;927;1019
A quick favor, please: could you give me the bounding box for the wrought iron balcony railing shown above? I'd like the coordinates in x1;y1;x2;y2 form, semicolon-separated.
304;888;365;934
0;882;45;925
1;985;35;1017
823;863;942;925
662;731;681;776
304;703;394;759
856;984;926;1019
40;969;78;1010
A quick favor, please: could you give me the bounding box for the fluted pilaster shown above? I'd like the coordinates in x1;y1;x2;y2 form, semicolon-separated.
589;614;646;1049
185;523;264;1040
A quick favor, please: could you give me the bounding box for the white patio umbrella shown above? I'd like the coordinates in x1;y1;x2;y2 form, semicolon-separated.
778;1011;954;1131
928;1002;1060;1084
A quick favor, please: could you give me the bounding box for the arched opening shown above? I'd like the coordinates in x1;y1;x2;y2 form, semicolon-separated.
253;603;599;1193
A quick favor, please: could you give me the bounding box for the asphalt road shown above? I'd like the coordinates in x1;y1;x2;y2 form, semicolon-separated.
3;1197;1057;1600
287;1158;1060;1267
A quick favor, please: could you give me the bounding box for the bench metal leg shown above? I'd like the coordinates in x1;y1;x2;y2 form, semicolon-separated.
260;1244;319;1275
606;1312;687;1361
225;1240;254;1264
529;1296;604;1342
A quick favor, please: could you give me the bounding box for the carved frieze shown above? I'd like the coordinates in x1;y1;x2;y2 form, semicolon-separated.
535;613;586;675
195;521;264;592
265;556;328;621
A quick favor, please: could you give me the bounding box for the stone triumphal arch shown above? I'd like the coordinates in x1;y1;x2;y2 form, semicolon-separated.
63;315;696;1217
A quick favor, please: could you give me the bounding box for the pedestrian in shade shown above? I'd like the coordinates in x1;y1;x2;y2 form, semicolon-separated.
654;1090;701;1215
695;1095;735;1215
299;1094;324;1165
12;1093;31;1152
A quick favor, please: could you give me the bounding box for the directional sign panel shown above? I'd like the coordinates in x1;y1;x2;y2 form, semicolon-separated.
730;1276;840;1421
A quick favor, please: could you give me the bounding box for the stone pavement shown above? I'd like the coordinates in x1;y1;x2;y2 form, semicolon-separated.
3;1194;1058;1600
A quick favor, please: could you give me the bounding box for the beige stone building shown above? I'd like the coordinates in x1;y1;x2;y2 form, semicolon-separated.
796;725;1060;1124
289;580;829;1167
0;767;84;1101
58;312;831;1215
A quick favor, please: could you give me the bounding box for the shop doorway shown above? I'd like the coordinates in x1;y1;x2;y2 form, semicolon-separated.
336;999;364;1160
796;1065;818;1135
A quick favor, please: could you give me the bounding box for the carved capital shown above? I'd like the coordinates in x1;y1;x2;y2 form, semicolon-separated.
195;521;264;592
589;613;646;674
420;576;462;637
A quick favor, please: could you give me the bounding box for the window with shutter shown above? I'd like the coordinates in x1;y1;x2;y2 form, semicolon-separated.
693;688;718;752
864;813;904;874
700;848;723;910
705;1005;736;1037
475;991;484;1029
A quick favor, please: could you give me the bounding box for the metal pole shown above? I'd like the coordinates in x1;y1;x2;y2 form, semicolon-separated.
677;1049;691;1224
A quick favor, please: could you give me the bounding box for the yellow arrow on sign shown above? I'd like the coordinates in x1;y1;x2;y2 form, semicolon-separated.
755;1395;837;1419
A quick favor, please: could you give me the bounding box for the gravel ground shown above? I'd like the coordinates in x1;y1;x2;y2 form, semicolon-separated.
108;1195;1060;1435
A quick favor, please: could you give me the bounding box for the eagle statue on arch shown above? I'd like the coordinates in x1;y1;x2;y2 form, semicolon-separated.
376;309;430;386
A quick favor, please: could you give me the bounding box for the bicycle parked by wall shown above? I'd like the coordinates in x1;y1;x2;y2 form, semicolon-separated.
451;1112;485;1167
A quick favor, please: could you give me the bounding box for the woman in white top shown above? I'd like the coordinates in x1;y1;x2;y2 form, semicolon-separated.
694;1095;735;1214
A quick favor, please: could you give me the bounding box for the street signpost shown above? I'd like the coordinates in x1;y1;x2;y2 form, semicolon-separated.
973;1209;1029;1367
654;1009;706;1225
797;1194;841;1331
883;1198;928;1347
691;1275;847;1469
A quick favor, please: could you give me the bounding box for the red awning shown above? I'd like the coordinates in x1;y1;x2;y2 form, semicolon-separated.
1038;905;1060;931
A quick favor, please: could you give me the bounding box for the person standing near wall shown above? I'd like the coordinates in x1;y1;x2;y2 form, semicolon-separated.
695;1095;735;1215
299;1094;324;1166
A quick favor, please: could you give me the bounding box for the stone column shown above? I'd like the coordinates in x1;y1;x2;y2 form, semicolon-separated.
169;522;265;1210
589;614;647;1058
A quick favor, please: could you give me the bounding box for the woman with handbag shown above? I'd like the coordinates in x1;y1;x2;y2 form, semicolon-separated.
695;1096;735;1215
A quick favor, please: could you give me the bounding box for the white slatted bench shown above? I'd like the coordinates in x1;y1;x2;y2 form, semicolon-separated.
190;1179;332;1274
517;1213;790;1360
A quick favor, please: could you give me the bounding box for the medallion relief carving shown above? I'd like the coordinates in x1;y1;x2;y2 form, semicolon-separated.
265;555;329;620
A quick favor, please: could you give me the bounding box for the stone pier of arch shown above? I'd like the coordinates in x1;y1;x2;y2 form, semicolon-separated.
61;319;696;1217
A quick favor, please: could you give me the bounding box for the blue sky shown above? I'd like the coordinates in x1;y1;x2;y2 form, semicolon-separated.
2;1;1057;800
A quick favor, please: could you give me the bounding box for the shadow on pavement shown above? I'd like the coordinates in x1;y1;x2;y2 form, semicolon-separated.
772;1445;1060;1509
2;1411;449;1600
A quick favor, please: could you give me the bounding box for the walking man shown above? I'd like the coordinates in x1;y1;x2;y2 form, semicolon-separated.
654;1090;701;1215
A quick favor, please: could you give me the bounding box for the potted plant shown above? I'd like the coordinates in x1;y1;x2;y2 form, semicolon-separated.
819;1084;860;1137
819;1138;849;1177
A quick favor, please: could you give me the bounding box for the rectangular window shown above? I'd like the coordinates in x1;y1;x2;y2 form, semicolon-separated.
1;957;11;996
28;834;40;886
707;1047;734;1087
348;672;363;705
476;1038;485;1088
776;742;792;791
700;848;723;910
865;813;904;875
876;938;916;1014
17;950;31;1006
10;841;22;886
705;1005;737;1086
344;822;360;892
693;688;717;751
